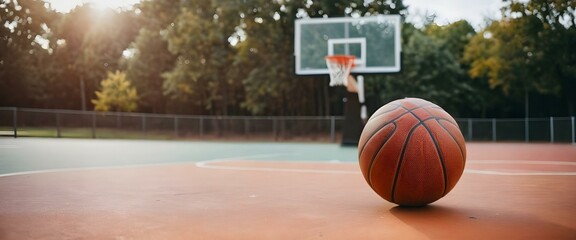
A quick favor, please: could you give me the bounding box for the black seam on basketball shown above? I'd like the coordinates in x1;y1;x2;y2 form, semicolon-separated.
404;107;448;197
436;119;466;168
390;121;422;203
434;117;459;128
359;106;423;158
418;107;456;196
419;107;464;164
420;119;448;196
366;122;397;189
368;104;402;120
360;103;438;156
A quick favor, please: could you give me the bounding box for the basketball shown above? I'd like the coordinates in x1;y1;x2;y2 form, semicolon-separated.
358;98;466;206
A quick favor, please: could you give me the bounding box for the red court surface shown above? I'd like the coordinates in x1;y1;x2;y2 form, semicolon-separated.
0;143;575;239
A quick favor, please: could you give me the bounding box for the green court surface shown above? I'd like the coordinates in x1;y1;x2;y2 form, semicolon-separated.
0;138;358;175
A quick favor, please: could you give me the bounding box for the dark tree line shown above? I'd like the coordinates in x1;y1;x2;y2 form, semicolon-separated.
1;0;574;117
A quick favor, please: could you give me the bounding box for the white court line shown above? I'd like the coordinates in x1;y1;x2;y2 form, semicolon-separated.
0;153;287;178
0;145;20;149
195;159;359;174
465;160;576;176
467;160;576;165
1;156;575;177
195;153;359;174
196;159;576;176
0;163;192;178
464;169;576;176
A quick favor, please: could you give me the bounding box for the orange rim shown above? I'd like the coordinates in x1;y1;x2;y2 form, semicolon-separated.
325;55;355;68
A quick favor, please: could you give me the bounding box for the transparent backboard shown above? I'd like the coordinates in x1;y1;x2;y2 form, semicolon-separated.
294;15;401;75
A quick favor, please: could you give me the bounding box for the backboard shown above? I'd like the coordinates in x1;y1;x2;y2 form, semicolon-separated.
294;15;401;75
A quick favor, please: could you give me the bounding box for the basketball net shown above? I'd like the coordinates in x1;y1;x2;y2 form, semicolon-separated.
325;55;355;87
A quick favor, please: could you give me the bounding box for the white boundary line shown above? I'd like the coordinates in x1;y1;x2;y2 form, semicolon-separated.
464;169;576;176
0;153;287;178
1;157;575;177
0;144;20;149
196;159;576;176
195;159;359;174
467;160;576;165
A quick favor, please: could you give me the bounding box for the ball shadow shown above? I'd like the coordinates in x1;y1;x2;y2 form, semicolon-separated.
388;204;575;239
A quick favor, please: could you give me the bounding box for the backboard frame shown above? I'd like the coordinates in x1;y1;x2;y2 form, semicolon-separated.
294;15;402;75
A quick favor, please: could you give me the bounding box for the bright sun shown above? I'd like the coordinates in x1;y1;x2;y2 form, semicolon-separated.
45;0;140;13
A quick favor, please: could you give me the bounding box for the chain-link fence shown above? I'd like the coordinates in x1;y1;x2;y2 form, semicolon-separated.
1;107;574;143
456;117;575;143
0;107;344;142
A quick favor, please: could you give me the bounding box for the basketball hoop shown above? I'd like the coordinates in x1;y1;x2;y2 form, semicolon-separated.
325;55;355;87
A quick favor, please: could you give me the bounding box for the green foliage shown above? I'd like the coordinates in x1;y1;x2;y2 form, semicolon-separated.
1;0;574;117
126;28;174;113
366;24;467;115
162;2;239;115
0;0;57;107
463;0;576;115
92;71;138;112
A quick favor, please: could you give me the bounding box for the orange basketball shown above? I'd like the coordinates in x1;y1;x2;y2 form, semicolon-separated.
358;98;466;206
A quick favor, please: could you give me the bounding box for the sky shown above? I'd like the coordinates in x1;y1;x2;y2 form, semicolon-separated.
45;0;140;12
403;0;506;29
45;0;508;29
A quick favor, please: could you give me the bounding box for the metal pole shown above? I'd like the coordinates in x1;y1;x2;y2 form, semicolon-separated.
273;118;278;141
492;118;496;142
116;112;121;129
525;117;529;143
12;107;17;138
199;117;204;136
550;117;554;143
174;116;179;138
80;76;86;111
357;75;367;122
244;118;249;137
56;112;61;138
330;116;336;143
570;116;576;144
467;118;472;141
142;114;146;133
525;89;529;142
91;111;96;138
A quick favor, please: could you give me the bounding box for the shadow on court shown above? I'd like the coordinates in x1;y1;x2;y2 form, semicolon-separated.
390;205;576;239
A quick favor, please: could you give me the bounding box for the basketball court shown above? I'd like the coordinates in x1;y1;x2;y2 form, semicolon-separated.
0;138;575;239
1;11;574;240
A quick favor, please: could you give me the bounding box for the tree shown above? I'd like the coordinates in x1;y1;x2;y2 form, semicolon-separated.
45;5;140;110
0;0;57;107
425;20;502;117
121;1;181;113
464;0;576;116
125;28;174;113
161;1;241;115
92;71;138;112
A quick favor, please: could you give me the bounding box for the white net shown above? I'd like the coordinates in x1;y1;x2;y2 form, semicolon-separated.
325;56;354;87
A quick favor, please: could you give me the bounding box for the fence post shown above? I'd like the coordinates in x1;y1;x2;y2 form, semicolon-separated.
116;112;121;129
570;116;576;144
12;107;17;138
199;117;204;136
492;118;496;142
550;117;554;143
330;116;336;143
244;118;249;137
273;118;278;141
525;118;529;143
174;116;179;138
467;118;472;141
141;114;146;134
56;112;61;138
91;111;96;138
